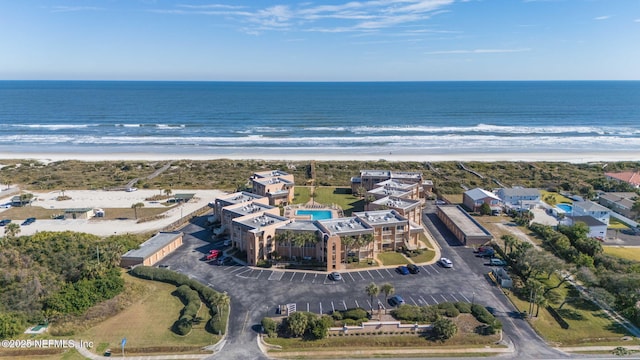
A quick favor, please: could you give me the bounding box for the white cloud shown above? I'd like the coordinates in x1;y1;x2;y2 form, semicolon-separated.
594;15;611;20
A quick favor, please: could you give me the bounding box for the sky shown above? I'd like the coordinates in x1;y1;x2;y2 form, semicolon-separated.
0;0;639;81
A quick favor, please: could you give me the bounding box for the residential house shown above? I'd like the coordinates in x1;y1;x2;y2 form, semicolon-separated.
605;171;640;189
496;187;541;210
569;216;608;240
573;200;611;226
463;188;502;212
598;192;638;220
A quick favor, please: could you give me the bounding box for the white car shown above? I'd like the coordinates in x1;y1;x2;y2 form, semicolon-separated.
439;257;453;268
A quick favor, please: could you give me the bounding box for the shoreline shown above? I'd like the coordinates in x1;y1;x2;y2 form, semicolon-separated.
1;150;639;164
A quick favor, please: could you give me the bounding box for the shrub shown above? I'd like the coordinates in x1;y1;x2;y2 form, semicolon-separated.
331;311;343;320
436;302;460;318
342;308;368;321
454;302;472;313
261;317;277;337
173;317;192;335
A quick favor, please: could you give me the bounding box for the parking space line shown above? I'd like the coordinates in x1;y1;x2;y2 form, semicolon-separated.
355;300;360;308
289;272;297;282
357;272;366;280
385;268;393;277
430;295;438;304
268;272;284;281
419;295;428;305
409;296;418;306
366;271;375;279
440;294;448;302
313;273;318;283
319;302;323;314
430;265;440;274
450;293;459;302
235;268;251;277
367;299;372;309
307;303;310;312
421;266;431;275
331;301;335;313
375;269;384;278
460;293;470;302
301;273;307;282
343;300;347;310
257;270;264;279
229;266;246;274
347;272;355;282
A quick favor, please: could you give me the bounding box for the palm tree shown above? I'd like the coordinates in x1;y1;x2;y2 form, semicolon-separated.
358;233;375;260
215;292;230;320
4;223;20;239
501;235;517;255
275;230;294;260
365;282;379;314
380;283;395;303
131;202;144;219
164;188;172;197
340;236;356;263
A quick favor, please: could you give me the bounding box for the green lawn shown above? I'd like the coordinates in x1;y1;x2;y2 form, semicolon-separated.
540;190;573;205
408;249;436;264
294;186;364;216
603;246;640;262
608;218;631;230
506;274;633;346
377;252;409;266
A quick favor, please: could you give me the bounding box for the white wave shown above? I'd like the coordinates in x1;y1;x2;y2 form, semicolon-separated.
346;124;640;136
155;124;186;129
116;124;142;127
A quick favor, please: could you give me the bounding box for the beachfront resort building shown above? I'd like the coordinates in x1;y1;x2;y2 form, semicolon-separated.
250;170;295;206
463;188;502;213
210;169;426;270
605;171;640;189
351;170;432;198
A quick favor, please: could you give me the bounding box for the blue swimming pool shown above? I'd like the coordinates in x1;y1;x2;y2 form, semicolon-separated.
556;203;573;213
295;209;333;221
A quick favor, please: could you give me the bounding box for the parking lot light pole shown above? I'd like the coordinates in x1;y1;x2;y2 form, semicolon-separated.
472;292;475;306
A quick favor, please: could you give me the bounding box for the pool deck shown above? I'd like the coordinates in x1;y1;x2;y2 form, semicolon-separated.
284;202;342;221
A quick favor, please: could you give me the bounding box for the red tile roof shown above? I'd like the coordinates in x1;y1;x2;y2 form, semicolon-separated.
605;171;640;187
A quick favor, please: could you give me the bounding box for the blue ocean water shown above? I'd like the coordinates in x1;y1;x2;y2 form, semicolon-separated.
0;81;639;159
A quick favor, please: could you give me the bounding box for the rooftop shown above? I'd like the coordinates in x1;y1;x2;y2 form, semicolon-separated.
235;213;289;230
574;200;611;213
371;196;421;210
353;210;407;226
318;216;371;235
226;202;274;216
253;169;291;179
217;191;264;206
465;188;501;201
570;215;607;227
122;231;183;260
437;205;492;237
368;186;412;198
498;187;541;197
605;171;640;187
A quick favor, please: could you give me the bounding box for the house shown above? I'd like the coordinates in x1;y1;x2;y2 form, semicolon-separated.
496;187;541;210
436;205;493;246
462;188;502;212
120;232;184;267
573;200;611;226
605;171;640;188
569;216;608;240
598;192;638;219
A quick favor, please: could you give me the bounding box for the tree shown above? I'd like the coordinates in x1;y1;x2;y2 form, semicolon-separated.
380;283;395;302
365;283;379;313
275;230;295;259
286;311;309;338
131;202;144;219
358;233;375;260
479;203;491;215
432;317;457;340
632;198;640;219
4;222;20;239
214;292;230;320
501;235;517;255
340;236;356;263
164;188;172;197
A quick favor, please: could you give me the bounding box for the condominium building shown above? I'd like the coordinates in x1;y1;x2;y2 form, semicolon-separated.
251;170;295;206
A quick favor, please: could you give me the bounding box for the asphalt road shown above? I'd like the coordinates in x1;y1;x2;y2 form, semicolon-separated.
158;207;576;360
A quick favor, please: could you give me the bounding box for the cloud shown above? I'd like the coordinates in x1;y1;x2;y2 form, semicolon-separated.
594;15;611;20
153;0;456;34
635;18;640;23
426;48;531;54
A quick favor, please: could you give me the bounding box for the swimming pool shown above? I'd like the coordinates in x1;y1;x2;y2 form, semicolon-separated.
295;209;333;221
555;203;573;213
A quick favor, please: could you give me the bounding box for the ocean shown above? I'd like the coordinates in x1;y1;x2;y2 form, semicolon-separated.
1;81;639;161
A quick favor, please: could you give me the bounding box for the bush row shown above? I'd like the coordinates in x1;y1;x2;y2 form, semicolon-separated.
130;266;225;334
172;285;202;335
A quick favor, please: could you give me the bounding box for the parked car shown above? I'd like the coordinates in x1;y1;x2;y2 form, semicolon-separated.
388;295;406;307
329;272;343;281
439;257;453;268
223;239;231;247
22;217;36;225
488;258;507;266
476;248;496;258
407;263;420;274
0;219;11;226
474;245;492;253
396;265;410;275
